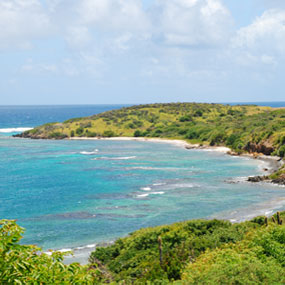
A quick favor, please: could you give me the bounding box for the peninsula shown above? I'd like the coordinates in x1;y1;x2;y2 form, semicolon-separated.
16;103;285;183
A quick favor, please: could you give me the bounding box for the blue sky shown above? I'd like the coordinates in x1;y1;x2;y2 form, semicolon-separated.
0;0;284;105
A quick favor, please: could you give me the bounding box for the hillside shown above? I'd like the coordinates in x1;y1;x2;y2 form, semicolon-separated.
1;212;284;284
16;103;285;157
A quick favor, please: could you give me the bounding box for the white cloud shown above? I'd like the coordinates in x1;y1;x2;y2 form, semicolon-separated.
65;26;92;49
77;0;149;32
0;0;51;49
152;0;233;47
21;63;58;73
232;9;285;56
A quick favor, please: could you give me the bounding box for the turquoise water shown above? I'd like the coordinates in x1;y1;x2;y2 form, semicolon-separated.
1;136;285;252
0;104;285;262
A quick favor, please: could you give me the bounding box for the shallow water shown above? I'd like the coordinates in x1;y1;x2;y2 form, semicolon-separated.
1;137;284;254
1;104;285;263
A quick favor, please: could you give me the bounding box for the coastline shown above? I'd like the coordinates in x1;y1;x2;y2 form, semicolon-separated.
69;136;282;174
30;136;282;265
13;136;285;264
69;136;231;152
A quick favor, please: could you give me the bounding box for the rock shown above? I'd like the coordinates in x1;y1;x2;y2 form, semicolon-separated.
244;142;274;155
271;178;285;185
247;176;266;182
271;174;285;185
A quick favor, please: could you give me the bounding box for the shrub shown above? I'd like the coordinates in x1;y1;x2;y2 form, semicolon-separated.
278;145;285;157
185;129;198;139
179;115;192;122
102;130;116;137
86;132;97;138
134;130;143;137
0;220;102;283
48;132;68;139
75;127;84;135
194;110;203;117
182;225;285;284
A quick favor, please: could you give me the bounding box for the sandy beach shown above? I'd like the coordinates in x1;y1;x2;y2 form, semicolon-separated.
69;136;231;152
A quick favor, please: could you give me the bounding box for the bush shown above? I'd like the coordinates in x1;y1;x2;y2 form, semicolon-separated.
86;132;97;138
134;130;143;137
48;132;68;139
194;110;203;117
278;145;285;157
179;115;192;122
185;129;198;139
75;127;84;135
102;130;116;137
90;219;258;283
182;225;285;284
0;220;102;283
226;133;240;146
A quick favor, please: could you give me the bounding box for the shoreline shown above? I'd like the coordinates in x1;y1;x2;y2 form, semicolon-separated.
69;136;231;152
69;136;282;174
63;195;285;265
13;135;284;264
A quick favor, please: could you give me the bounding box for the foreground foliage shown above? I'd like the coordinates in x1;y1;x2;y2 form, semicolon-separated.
180;225;285;284
1;212;284;284
90;212;285;284
0;220;102;284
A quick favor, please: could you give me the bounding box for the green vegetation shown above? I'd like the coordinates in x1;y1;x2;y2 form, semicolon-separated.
0;220;103;284
2;213;284;284
1;212;284;284
18;103;285;156
16;103;285;181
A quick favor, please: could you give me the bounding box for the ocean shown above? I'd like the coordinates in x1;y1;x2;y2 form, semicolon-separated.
0;103;285;263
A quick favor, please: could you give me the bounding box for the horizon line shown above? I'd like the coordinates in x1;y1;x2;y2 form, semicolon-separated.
0;101;285;107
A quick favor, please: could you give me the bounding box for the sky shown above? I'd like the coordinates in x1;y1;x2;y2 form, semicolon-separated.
0;0;285;105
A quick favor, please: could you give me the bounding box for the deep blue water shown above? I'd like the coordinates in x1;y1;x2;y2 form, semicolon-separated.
226;101;285;108
0;105;128;129
0;103;284;263
0;102;284;131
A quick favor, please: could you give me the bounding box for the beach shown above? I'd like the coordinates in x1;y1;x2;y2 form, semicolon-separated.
69;136;282;174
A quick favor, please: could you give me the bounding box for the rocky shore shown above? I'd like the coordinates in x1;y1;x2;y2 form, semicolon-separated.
246;156;285;186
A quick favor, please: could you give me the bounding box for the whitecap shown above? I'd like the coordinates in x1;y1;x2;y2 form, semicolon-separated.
136;193;149;198
141;187;151;191
93;156;136;160
74;244;96;250
0;127;33;133
58;248;72;253
153;183;166;186
150;192;165;195
111;156;136;160
85;244;97;248
80;149;99;155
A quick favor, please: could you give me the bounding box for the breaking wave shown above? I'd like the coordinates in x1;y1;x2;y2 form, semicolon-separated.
0;127;33;133
80;149;99;155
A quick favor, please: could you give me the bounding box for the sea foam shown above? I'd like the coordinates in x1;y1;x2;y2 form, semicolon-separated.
80;149;99;155
93;156;136;160
141;187;151;191
0;127;33;133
